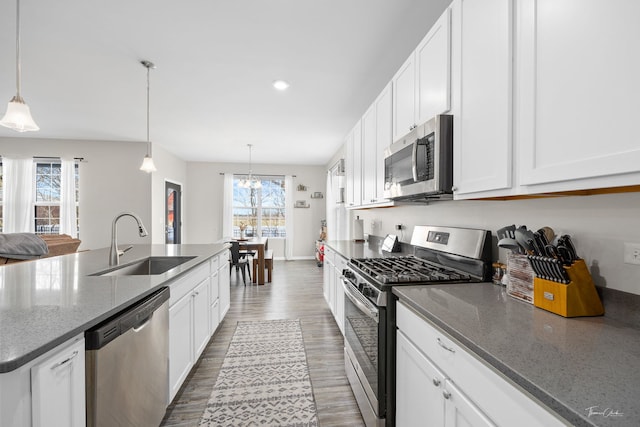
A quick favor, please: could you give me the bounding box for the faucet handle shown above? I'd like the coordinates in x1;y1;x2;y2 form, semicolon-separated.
118;245;134;257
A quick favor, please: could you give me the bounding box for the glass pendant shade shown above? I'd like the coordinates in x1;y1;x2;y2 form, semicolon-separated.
0;96;39;132
140;154;157;173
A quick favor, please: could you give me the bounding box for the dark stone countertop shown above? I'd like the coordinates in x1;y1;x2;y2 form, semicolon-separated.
394;283;640;427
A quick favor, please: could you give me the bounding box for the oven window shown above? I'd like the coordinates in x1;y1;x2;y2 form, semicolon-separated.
344;293;385;404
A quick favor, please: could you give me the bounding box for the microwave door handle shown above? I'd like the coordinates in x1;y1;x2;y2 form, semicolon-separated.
411;141;419;182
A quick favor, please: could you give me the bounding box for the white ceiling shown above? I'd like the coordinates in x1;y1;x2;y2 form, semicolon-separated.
0;0;450;165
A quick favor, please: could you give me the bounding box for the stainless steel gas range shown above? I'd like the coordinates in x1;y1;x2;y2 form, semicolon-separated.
341;225;491;427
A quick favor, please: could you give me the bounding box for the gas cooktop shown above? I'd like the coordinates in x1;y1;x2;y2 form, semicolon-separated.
350;256;473;284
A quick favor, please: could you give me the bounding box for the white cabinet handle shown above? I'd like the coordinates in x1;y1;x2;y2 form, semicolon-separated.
443;390;451;400
432;378;441;387
437;337;455;353
50;350;78;370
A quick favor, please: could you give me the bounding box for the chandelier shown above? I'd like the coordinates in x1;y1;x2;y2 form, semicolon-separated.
238;144;262;189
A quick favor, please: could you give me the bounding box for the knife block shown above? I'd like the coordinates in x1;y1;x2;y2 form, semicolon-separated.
533;259;604;317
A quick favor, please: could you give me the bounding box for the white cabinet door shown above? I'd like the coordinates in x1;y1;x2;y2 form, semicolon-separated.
31;336;85;427
392;53;417;142
375;82;393;201
416;7;452;124
169;292;194;401
193;278;210;360
219;260;231;320
396;331;446;427
334;265;345;334
344;122;363;208
452;0;513;197
444;379;496;427
516;0;640;189
362;102;378;205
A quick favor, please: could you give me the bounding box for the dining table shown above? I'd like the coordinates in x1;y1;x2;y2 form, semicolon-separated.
238;237;269;285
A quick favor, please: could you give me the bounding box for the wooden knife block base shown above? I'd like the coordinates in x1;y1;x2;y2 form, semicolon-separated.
533;259;604;318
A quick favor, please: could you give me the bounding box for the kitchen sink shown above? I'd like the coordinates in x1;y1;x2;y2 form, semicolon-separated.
91;256;197;276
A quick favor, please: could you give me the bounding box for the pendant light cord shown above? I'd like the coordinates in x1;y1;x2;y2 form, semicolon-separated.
15;0;22;99
146;63;151;157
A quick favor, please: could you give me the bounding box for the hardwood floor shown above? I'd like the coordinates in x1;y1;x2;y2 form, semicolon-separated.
161;260;365;426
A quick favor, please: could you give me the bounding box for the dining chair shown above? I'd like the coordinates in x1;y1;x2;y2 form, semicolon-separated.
229;241;252;285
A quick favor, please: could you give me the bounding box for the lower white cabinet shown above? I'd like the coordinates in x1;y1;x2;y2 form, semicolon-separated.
0;334;85;427
169;291;195;401
396;302;565;427
169;250;230;403
323;247;346;335
32;336;86;427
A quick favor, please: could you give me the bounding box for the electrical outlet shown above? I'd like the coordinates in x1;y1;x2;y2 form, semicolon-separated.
395;224;403;231
623;243;640;265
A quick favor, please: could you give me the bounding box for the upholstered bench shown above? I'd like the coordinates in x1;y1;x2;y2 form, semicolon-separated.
252;249;273;283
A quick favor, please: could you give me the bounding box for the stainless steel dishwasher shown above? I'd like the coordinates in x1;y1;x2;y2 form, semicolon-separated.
85;287;169;427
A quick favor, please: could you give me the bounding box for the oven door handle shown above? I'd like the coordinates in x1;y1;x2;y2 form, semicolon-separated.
341;278;379;322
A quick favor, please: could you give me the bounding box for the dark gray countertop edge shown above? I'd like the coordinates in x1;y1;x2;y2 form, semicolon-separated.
0;245;228;373
394;288;595;427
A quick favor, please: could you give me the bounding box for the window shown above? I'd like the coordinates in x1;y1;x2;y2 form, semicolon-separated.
232;175;286;238
0;159;79;234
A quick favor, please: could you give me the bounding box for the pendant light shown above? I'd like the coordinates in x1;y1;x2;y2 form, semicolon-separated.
0;0;39;132
139;60;157;173
238;144;262;189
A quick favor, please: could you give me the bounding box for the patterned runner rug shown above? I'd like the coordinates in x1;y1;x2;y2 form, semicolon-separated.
199;319;319;426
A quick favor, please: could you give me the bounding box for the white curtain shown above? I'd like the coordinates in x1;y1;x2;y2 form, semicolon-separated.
284;175;294;260
221;172;233;239
59;159;78;238
3;158;34;233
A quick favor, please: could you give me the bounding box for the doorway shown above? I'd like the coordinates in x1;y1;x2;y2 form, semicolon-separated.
165;181;182;244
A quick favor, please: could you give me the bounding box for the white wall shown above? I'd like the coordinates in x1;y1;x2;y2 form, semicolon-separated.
0;137;152;250
185;162;326;259
351;193;640;295
150;144;187;244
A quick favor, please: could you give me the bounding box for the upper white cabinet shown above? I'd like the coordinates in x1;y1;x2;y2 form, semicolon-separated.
392;54;417;142
451;0;513;198
362;83;393;206
416;8;452;125
393;7;452;143
515;0;640;190
345;121;363;208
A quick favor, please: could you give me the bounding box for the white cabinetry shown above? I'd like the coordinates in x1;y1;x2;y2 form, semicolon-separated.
451;0;513;198
416;8;452;125
31;336;86;427
345;121;362;208
362;83;393;207
0;335;85;427
322;246;346;335
392;54;417;142
396;302;565;427
515;0;640;191
218;251;231;320
169;251;230;403
393;7;452;143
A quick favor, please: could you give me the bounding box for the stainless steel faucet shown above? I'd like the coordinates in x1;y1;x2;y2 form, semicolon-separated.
109;212;149;266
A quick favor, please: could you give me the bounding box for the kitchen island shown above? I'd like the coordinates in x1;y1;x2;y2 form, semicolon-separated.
0;243;229;427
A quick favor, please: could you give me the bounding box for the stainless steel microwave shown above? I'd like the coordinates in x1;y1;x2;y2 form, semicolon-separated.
383;114;453;201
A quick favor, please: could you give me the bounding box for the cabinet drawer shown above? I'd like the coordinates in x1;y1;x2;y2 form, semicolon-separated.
169;262;210;306
210;255;220;272
396;302;564;427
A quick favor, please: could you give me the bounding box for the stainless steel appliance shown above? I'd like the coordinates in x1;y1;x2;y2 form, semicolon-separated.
341;226;491;427
383;115;453;201
85;287;169;427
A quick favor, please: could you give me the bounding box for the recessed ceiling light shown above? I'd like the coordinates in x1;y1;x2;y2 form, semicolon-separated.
272;80;290;91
